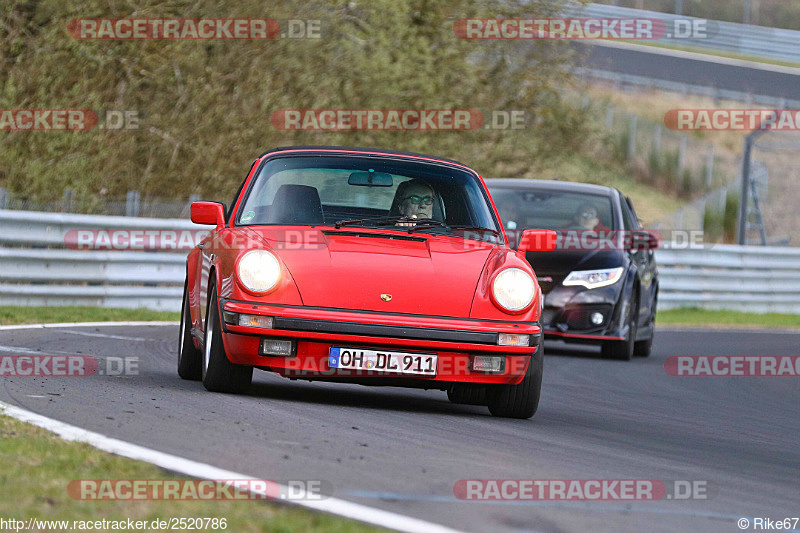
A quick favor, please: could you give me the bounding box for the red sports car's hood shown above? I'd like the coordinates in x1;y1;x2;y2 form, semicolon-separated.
240;227;495;315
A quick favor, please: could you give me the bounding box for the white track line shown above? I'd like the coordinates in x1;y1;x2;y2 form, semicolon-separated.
0;343;462;533
61;330;148;341
0;321;178;331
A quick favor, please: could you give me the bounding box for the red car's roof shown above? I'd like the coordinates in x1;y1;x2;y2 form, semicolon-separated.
258;146;472;170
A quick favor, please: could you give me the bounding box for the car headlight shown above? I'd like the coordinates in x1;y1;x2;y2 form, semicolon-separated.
492;268;536;312
563;267;624;289
236;250;281;294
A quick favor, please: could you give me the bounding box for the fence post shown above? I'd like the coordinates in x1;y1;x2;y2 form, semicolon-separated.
627;115;637;160
0;187;7;210
605;106;614;128
61;189;73;213
126;190;141;217
677;135;687;178
705;144;715;188
653;125;662;153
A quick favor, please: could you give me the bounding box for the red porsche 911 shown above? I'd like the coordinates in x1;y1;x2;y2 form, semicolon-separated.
178;146;554;418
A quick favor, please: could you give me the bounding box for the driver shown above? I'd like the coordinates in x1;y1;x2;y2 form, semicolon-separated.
568;202;600;230
392;179;437;226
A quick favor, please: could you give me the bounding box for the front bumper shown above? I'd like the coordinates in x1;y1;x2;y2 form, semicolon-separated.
218;299;540;385
540;283;626;343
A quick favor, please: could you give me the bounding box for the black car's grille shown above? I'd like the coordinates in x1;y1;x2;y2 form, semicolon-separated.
538;280;555;294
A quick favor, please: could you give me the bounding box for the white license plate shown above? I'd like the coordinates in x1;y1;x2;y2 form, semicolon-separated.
328;347;437;376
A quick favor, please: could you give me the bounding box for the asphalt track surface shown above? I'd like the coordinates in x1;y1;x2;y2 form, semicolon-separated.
1;325;798;533
576;42;800;101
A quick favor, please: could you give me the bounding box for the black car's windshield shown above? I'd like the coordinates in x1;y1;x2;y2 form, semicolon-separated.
237;155;501;242
490;187;616;232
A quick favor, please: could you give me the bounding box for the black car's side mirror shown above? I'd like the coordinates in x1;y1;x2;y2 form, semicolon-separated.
629;229;661;251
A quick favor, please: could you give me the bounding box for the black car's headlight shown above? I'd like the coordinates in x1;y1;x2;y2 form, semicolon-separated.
563;267;623;289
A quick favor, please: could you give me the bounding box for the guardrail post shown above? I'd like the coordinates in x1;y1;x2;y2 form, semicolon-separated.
0;188;7;210
605;106;614;128
627;115;637;160
126;190;141;217
737;137;753;244
189;194;201;204
675;0;683;15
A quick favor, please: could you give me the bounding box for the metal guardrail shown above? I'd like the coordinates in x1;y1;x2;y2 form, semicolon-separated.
656;245;800;313
568;3;800;64
1;209;799;313
574;67;800;109
0;210;210;311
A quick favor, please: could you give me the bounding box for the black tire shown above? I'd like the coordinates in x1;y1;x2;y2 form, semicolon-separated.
601;292;638;361
447;384;490;406
202;284;253;393
178;281;202;381
634;300;655;358
487;347;543;419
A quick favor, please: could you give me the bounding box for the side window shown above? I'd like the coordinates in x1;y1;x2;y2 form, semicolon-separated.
227;160;257;222
626;197;642;229
619;195;636;230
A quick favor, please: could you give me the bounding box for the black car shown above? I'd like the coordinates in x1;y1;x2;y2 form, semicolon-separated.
485;179;659;360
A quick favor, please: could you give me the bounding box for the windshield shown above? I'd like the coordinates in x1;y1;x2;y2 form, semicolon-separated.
489;187;616;232
236;155;501;241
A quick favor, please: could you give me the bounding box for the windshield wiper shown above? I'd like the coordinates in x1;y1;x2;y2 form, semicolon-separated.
407;221;501;238
446;225;501;236
334;215;414;229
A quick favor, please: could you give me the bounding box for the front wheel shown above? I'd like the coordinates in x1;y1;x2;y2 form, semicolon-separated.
601;293;638;361
202;284;253;393
487;348;543;419
178;281;202;381
634;297;656;358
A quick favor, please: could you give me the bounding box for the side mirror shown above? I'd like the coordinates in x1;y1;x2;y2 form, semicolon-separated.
191;201;225;229
630;229;661;251
517;229;557;252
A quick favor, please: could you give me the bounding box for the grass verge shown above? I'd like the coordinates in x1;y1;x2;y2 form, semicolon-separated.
0;414;382;532
657;308;800;329
0;306;180;325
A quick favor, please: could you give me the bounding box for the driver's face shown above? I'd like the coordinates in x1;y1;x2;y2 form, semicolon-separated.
399;184;435;219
